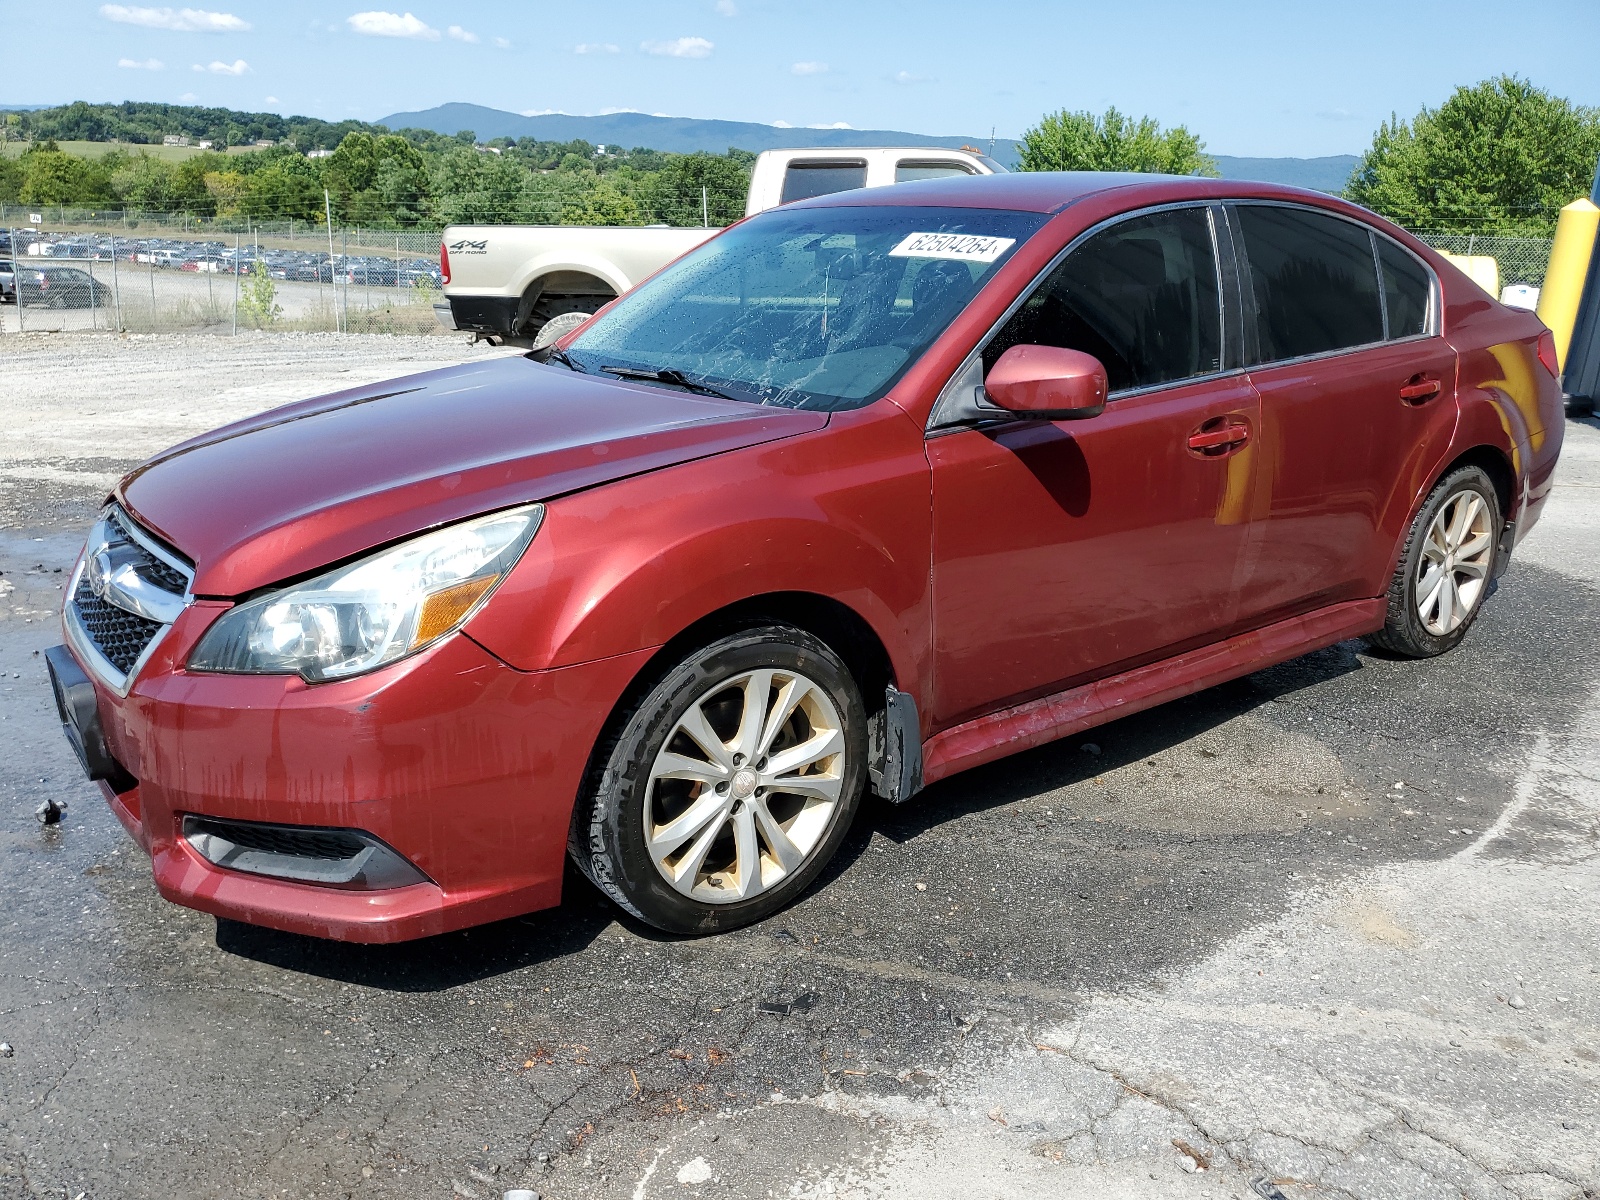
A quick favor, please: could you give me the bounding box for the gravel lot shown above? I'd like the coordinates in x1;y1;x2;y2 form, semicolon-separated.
0;333;1596;1200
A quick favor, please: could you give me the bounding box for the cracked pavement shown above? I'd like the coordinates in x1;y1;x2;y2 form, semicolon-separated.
0;334;1596;1200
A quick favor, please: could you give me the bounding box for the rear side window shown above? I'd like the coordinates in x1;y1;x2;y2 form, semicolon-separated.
1235;205;1383;362
780;161;868;204
1378;239;1433;338
895;161;974;183
984;206;1223;393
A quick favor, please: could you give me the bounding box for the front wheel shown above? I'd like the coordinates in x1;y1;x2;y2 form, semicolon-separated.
570;625;867;934
1370;465;1501;658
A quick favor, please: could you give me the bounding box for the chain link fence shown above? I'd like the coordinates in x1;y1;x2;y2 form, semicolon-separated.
1;220;446;335
1;204;1559;337
1413;232;1553;289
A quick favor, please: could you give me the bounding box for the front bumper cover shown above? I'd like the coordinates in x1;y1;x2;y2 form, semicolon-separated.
53;601;654;942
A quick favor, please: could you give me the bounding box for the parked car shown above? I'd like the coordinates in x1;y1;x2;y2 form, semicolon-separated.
16;265;108;307
46;173;1563;943
0;260;14;304
440;144;1004;346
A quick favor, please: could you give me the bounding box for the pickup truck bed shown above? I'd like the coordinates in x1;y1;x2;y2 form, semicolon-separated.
439;145;1003;346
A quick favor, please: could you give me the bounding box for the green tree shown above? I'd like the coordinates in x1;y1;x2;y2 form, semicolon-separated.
0;157;24;203
429;145;532;224
170;152;231;217
644;151;751;225
17;146;116;204
322;130;380;208
110;153;177;211
560;178;642;225
241;155;323;221
1346;76;1600;235
1018;107;1217;176
239;259;282;327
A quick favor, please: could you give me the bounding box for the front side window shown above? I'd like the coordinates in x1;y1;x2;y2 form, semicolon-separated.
779;162;868;205
1235;204;1383;362
1378;238;1433;339
983;207;1223;393
566;205;1047;411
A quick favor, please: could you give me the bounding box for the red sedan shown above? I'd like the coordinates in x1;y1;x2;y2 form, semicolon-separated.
46;173;1563;941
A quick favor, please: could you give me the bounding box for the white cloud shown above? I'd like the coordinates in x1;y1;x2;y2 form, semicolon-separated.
493;36;511;48
178;91;199;101
446;24;478;42
193;58;249;73
893;69;931;84
642;36;712;58
573;42;619;54
771;119;793;128
791;61;827;76
346;11;439;39
100;4;249;30
715;0;737;13
809;121;852;129
118;56;165;69
264;95;279;103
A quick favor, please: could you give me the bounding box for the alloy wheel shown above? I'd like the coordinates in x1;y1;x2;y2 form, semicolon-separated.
1416;490;1494;636
643;668;846;903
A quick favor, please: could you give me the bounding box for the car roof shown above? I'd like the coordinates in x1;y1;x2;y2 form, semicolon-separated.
790;170;1358;216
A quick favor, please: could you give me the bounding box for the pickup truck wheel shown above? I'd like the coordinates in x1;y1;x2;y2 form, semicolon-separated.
571;626;866;934
1370;465;1500;658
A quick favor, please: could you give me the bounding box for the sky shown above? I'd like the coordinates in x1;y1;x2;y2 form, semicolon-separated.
4;0;1599;157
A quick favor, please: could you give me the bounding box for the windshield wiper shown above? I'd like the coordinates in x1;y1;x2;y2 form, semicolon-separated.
540;346;587;373
599;365;741;402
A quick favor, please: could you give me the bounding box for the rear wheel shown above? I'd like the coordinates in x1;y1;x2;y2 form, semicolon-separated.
1370;465;1501;658
570;626;867;934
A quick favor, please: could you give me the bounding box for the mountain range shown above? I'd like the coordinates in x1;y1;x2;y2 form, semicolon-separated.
379;103;1360;193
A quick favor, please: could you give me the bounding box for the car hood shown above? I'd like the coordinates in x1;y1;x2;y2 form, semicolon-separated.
118;356;827;596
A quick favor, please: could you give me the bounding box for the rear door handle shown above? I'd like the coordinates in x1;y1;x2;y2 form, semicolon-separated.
1400;376;1442;403
1187;421;1251;454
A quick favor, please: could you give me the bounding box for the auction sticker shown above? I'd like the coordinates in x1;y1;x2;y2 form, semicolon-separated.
887;232;1016;263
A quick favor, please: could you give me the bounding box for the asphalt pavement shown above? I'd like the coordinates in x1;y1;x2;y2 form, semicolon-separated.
0;334;1595;1200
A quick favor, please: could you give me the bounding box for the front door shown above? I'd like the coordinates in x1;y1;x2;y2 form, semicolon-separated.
928;205;1260;729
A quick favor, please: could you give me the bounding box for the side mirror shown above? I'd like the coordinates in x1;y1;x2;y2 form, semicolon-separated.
984;344;1108;420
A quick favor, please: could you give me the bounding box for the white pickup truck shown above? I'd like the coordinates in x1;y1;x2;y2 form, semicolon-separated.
438;145;1004;345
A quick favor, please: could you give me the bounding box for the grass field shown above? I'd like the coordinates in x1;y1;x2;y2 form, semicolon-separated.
0;140;255;161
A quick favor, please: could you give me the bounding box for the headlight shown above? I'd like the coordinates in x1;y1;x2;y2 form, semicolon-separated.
189;505;543;682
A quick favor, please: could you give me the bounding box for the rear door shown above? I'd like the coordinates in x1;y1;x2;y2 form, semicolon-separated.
1231;203;1457;626
928;203;1261;728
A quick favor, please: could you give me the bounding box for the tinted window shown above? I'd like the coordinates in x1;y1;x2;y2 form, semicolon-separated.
1379;239;1432;338
895;161;974;183
780;162;868;204
1236;205;1383;362
984;207;1223;393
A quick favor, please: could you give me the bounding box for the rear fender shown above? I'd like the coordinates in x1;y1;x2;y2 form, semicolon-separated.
509;253;630;303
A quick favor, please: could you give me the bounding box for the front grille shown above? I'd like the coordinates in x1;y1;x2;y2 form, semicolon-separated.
109;510;189;593
73;575;164;674
187;816;366;861
69;506;192;681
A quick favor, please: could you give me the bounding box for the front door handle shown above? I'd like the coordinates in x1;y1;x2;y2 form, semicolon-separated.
1187;419;1251;455
1400;376;1442;403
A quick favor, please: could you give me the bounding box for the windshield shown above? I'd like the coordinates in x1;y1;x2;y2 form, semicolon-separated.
564;205;1048;411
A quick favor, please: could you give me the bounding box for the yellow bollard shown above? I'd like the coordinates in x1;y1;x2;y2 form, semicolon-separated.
1536;197;1600;372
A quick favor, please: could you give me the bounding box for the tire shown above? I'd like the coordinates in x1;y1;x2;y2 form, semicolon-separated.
1369;465;1501;658
570;625;867;935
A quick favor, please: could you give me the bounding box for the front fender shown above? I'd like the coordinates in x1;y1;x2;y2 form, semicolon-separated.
464;403;934;713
